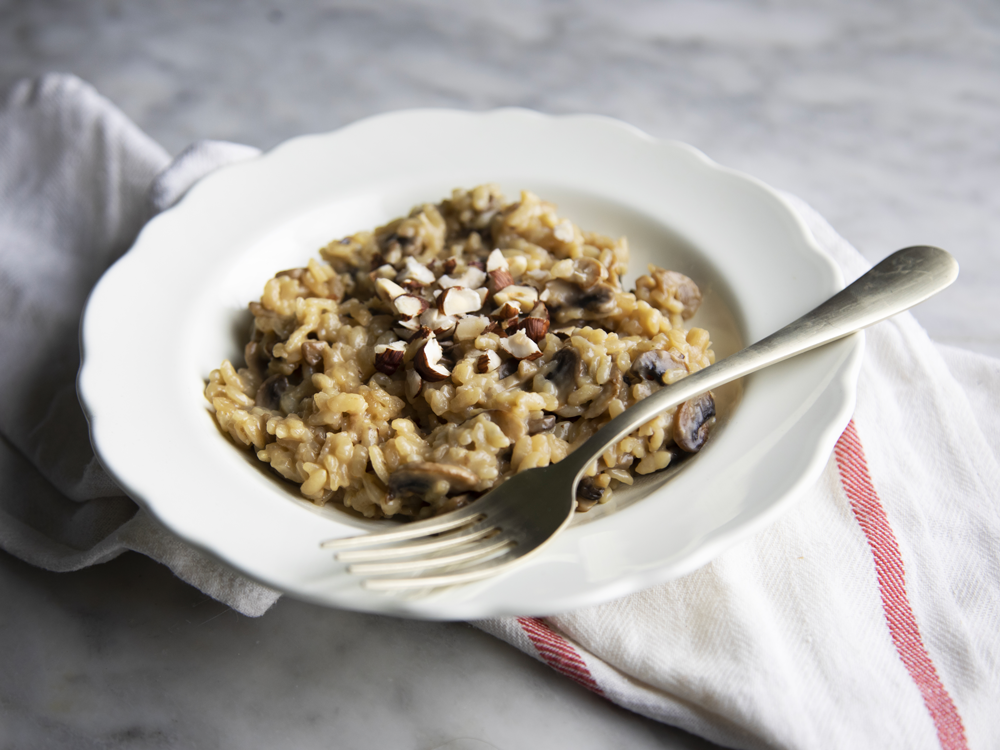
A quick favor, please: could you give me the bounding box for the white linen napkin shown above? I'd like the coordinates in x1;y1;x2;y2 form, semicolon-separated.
2;74;997;750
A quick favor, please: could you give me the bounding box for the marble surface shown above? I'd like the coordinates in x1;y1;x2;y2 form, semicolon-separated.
1;1;998;748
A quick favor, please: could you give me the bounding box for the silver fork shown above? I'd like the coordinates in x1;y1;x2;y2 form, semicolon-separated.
322;245;958;591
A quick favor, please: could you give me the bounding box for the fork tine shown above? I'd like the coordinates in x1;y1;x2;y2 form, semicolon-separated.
320;510;485;549
334;525;498;563
360;552;520;590
348;537;514;576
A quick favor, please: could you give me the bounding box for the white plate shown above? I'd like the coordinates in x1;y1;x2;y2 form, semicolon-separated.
79;109;862;620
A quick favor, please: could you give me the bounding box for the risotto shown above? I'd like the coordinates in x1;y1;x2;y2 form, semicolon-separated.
205;185;716;519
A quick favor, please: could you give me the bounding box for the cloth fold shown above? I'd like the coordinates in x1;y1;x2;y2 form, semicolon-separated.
2;74;997;749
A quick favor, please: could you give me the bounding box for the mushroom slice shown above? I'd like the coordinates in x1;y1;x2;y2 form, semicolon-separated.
540;279;616;317
575;476;604;511
631;348;687;383
527;414;556;435
374;341;406;375
673;392;716;453
301;340;327;368
414;335;451;381
568;257;608;290
497;357;520;380
438;286;483;316
576;283;617;315
652;269;703;319
386;461;480;499
500;329;542;360
255;374;289;410
544;346;583;394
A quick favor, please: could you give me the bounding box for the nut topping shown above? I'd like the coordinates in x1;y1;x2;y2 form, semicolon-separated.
493;284;539;312
438;286;483;316
439;266;487;290
373;341;406;375
500;329;542;360
454;315;490;341
393;294;431;318
414;335;451;381
513;316;549;342
399;256;436;285
475;349;502;373
375;277;406;301
486;248;508;272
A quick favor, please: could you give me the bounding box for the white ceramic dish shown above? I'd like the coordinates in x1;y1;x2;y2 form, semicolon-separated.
79;109;862;620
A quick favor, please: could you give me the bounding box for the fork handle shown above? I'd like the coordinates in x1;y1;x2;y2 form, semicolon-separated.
558;245;958;482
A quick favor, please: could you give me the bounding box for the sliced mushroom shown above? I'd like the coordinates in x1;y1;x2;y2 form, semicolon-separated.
255;374;289;410
575;476;604;511
566;257;608;290
301;340;327;368
497;357;519;380
527;414;556;435
386;461;480;499
244;339;267;380
541;279;617;317
673;392;716;453
544;346;583;395
631;348;687;383
576;283;617;315
652;269;703;319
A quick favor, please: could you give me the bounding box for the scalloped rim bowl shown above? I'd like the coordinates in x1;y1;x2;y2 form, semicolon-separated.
79;109;862;620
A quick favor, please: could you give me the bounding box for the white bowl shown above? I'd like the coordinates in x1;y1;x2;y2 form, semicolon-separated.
79;109;862;619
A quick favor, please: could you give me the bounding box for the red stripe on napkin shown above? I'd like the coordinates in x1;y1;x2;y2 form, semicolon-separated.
835;420;968;750
518;616;604;695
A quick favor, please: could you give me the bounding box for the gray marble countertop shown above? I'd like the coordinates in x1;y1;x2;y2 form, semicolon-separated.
2;1;997;748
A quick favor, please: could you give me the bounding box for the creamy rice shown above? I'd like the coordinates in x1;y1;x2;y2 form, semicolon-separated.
205;185;716;518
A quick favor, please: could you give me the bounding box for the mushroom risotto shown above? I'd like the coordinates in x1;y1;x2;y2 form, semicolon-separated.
205;185;716;519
